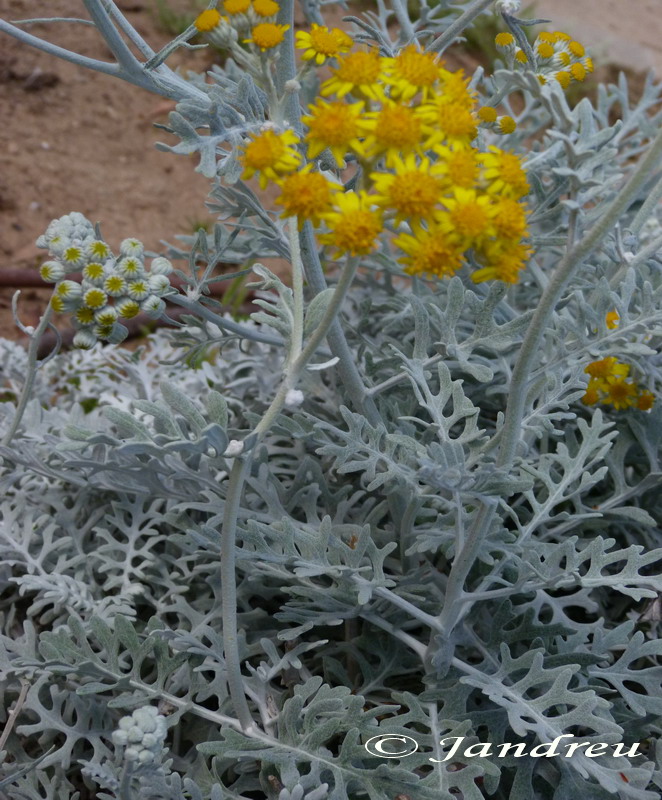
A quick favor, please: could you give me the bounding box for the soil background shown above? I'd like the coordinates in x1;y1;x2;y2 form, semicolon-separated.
1;0;661;342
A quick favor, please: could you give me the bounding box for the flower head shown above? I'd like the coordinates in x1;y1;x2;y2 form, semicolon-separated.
295;24;353;65
360;101;424;164
319;191;383;256
384;45;442;101
370;155;445;227
252;0;279;17
275;166;338;228
320;50;384;100
302;98;366;166
393;224;464;279
244;22;289;50
195;9;222;31
240;128;301;188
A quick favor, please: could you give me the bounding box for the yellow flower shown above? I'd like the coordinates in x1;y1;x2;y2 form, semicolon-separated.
495;32;515;49
497;115;517;134
419;98;477;146
360;101;424;164
477;106;497;123
439;188;494;243
252;0;279;17
319;191;382;256
636;390;655;411
244;22;289;50
472;241;532;283
433;145;480;189
604;376;638;410
570;62;587;82
383;44;442;101
393;224;464;279
275;166;338;228
240;128;301;188
75;307;96;325
581;379;603;406
370;155;445;226
295;24;353;65
536;42;555;59
605;310;619;329
479;146;529;198
302;98;365;166
555;70;572;89
515;50;528;64
491;196;528;239
50;295;65;313
320;50;384;100
224;0;250;14
584;357;629;380
195;9;221;31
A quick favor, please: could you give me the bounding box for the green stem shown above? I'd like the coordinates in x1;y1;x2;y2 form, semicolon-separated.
2;302;54;449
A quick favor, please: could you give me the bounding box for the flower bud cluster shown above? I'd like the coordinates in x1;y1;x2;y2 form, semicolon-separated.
37;213;173;349
111;706;168;765
495;30;594;90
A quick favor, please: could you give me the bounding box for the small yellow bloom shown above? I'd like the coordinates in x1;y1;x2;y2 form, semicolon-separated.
240;128;301;189
555;70;572;89
224;0;250;14
439;188;495;243
252;0;279;17
604;377;638;410
275;166;338;228
295;24;353;65
477;106;497;123
581;379;603;406
360;101;424;163
50;295;65;313
636;390;655;411
570;62;587;82
419;99;477;146
75;307;96;325
495;32;516;48
515;50;528;64
479;146;529;198
605;310;619;329
195;9;222;31
371;155;446;227
497;115;517;134
536;42;555;59
568;40;585;58
302;98;366;166
319;191;383;256
472;241;532;283
383;44;443;101
321;50;384;100
433;145;480;189
584;357;629;380
393;224;464;280
244;22;289;50
491;197;528;239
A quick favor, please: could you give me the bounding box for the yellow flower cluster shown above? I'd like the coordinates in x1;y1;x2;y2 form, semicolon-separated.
239;39;532;282
495;30;594;90
195;3;287;51
582;356;654;411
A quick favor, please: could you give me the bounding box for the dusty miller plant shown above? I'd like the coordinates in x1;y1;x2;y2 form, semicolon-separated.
1;0;662;798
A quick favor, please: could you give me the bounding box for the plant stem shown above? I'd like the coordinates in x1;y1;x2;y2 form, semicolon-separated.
497;123;662;471
220;254;360;729
288;216;304;364
2;303;54;449
425;0;494;54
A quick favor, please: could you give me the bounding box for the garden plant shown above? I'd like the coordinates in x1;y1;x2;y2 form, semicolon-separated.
1;0;662;798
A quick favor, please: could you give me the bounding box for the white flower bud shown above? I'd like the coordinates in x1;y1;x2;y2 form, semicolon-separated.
148;274;171;295
150;257;173;275
40;261;66;283
495;0;521;14
284;79;301;93
119;238;144;258
141;296;166;319
223;439;244;457
285;388;304;408
73;330;98;350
